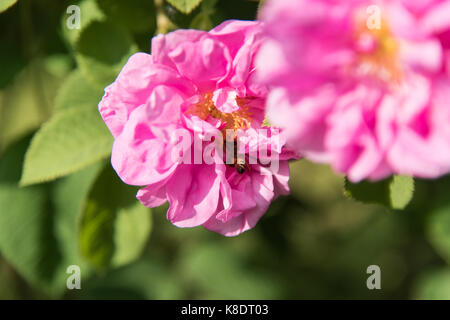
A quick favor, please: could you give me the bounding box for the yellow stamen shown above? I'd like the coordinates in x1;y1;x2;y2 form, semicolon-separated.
354;17;403;84
188;93;253;131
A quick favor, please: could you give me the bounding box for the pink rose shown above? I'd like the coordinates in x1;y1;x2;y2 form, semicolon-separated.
257;0;450;182
99;20;295;236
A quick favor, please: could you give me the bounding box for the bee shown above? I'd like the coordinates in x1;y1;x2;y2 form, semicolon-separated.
235;159;249;174
225;137;250;174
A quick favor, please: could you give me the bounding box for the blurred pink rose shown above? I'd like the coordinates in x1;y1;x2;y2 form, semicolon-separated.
99;20;295;236
257;0;450;182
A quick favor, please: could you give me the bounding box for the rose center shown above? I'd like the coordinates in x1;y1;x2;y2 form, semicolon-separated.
354;16;403;84
188;89;253;131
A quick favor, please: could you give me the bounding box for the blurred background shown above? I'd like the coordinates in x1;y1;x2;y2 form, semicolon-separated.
1;0;450;300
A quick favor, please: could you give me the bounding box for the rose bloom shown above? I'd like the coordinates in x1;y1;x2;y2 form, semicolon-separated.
257;0;450;182
99;20;295;236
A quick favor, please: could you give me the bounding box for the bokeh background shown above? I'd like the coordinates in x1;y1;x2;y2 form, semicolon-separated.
1;0;450;300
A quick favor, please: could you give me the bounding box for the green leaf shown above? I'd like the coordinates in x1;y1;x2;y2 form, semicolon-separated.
111;202;152;267
189;0;218;30
427;204;450;264
75;21;137;88
0;185;58;291
0;48;24;89
166;0;202;14
96;0;156;33
179;244;282;299
0;137;105;295
0;136;61;294
389;175;415;209
77;256;182;299
61;0;105;47
413;268;450;300
43;54;73;78
163;1;198;29
0;0;17;13
189;12;214;31
344;175;414;210
20;105;113;186
51;162;105;279
0;60;61;153
54;69;104;111
79;165;151;271
201;0;218;10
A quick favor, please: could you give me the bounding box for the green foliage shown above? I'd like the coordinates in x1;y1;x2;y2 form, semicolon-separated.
428;204;450;264
44;54;74;78
389;176;415;209
79;165;151;271
179;243;282;299
344;175;414;210
75;21;138;88
0;50;24;89
62;0;106;46
44;164;106;294
54;69;103;111
0;137;102;295
0;0;17;13
190;0;218;30
413;268;450;300
163;1;200;29
0;184;57;290
0;137;56;292
97;0;156;33
166;0;203;14
20;106;113;186
76;256;182;299
0;61;62;153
